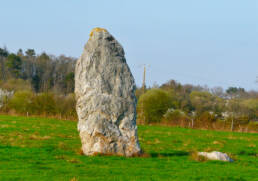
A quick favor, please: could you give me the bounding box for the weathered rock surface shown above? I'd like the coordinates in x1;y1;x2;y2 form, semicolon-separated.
198;151;233;162
75;28;141;156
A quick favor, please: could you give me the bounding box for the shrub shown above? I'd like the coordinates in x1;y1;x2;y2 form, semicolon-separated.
0;79;32;91
8;90;34;114
195;111;216;128
6;91;77;118
137;89;175;123
33;92;56;115
247;121;258;132
55;93;77;119
163;109;190;125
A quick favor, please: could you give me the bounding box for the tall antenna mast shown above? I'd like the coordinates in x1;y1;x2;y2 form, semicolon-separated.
142;65;146;93
138;64;150;93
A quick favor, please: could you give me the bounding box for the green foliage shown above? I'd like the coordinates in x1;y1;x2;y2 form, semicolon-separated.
226;87;245;95
0;79;32;91
31;74;40;92
65;72;74;82
242;98;258;119
197;111;216;124
226;87;246;99
25;49;36;57
55;93;77;118
38;52;49;60
162;109;190;124
190;91;215;113
17;49;23;56
224;98;257;128
135;87;145;100
5;54;22;77
8;90;34;114
247;121;258;131
33;93;56;115
0;115;257;180
242;98;258;110
65;72;75;93
164;88;179;108
0;47;76;94
0;47;9;57
137;89;175;123
5;91;76;119
0;47;257;130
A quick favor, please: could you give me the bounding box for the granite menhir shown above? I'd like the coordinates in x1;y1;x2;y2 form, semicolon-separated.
75;28;141;156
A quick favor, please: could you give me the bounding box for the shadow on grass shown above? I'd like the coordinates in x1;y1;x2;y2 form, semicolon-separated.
79;150;189;158
148;150;189;158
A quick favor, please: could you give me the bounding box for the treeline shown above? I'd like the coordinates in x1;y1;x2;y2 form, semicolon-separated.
1;91;76;120
136;80;258;132
0;47;76;119
0;47;76;93
0;47;257;132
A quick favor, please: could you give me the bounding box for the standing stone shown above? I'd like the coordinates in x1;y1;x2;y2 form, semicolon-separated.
75;28;141;156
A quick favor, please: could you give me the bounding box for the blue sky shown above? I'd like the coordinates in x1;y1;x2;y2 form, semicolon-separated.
1;0;257;90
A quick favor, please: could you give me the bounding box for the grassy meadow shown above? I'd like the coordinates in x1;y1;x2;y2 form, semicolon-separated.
0;115;257;181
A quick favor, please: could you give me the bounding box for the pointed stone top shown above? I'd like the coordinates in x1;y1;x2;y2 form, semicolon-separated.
89;27;108;37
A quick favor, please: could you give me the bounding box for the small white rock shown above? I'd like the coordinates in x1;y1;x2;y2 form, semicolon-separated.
198;151;233;162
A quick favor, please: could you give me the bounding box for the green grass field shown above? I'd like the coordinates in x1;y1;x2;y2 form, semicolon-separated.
0;115;257;181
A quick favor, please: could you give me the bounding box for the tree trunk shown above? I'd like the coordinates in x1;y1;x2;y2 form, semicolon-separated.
231;117;234;131
191;119;194;128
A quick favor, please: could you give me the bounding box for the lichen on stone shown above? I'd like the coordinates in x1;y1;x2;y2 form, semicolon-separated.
89;27;108;37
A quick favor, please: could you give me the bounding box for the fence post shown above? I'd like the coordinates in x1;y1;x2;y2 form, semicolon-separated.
191;119;194;128
231;117;234;132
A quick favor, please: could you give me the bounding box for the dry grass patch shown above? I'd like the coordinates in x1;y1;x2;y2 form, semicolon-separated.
204;147;214;152
55;155;66;160
146;141;153;145
228;136;251;141
29;134;51;140
154;138;160;144
227;136;237;140
67;158;80;164
1;124;10;128
212;140;224;146
70;177;79;181
190;151;208;162
248;144;256;148
76;148;84;155
58;134;74;138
